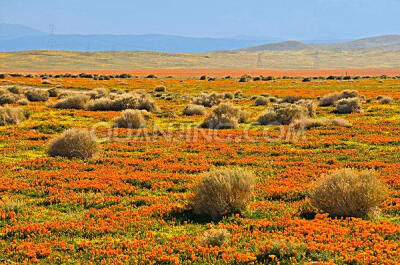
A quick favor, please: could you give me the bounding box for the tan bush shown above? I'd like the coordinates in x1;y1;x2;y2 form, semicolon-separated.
202;229;230;247
378;96;393;104
48;88;59;97
258;103;309;125
238;110;250;123
113;109;148;129
191;168;255;219
295;99;316;117
47;128;99;159
25;89;49;102
183;104;207;116
291;117;352;129
309;168;387;218
88;88;109;99
192;92;224;107
201;103;241;129
54;95;89;109
138;94;158;112
0;107;28;126
336;98;362;114
57;92;74;99
0;93;20;105
319;90;360;106
255;96;268;106
7;86;22;94
16;99;29;106
87;98;114;111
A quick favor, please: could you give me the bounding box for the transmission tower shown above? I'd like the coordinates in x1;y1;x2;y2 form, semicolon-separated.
47;24;55;50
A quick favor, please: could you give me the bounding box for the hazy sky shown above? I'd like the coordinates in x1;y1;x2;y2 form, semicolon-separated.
1;0;399;39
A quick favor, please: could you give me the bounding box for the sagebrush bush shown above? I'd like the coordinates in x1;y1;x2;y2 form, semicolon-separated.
224;92;233;99
192;92;224;107
291;118;352;129
258;103;309;125
48;88;59;97
319;90;360;106
25;89;49;102
202;229;230;247
378;96;393;104
113;109;148;129
255;96;268;106
7;86;22;94
296;99;316;117
0;93;20;105
279;96;302;104
54;95;89;109
191;168;255;219
47;128;99;159
201;103;241;129
336;98;362;114
88;93;158;112
154;85;166;92
309;168;387;218
183;104;207;116
238;110;250;123
0;107;28;126
88;88;109;99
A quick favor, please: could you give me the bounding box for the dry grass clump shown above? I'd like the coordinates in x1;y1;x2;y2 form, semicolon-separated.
16;99;29;105
192;92;224;107
113;109;149;129
238;110;250;123
47;128;99;159
258;103;309;125
335;98;362;114
25;89;49;102
309;168;387;218
291;118;352;129
378;96;393;104
319;90;359;106
154;85;166;92
7;86;22;94
191;168;255;219
201;229;230;247
54;95;89;109
0;93;20;105
0;107;28;126
183;104;207;116
88;93;158;112
278;96;302;104
255;96;268;106
88;88;109;99
201;103;241;129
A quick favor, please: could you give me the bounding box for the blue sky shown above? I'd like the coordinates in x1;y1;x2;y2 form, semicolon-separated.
1;0;399;39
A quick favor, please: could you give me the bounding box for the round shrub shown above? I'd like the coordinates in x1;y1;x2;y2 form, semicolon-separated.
154;86;166;92
258;103;309;125
202;229;230;247
378;96;393;104
192;92;224;107
255;96;268;106
310;168;387;218
54;95;89;109
336;98;362;114
183;104;207;116
0;107;28;126
113;109;148;129
191;168;255;219
48;88;59;97
201;103;241;129
25;89;49;102
7;86;22;94
47;128;99;159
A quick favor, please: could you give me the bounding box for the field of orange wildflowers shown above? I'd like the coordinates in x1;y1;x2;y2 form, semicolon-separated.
0;74;399;264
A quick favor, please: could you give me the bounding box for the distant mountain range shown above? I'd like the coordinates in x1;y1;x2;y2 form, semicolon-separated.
0;23;399;52
0;23;281;52
241;35;400;51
